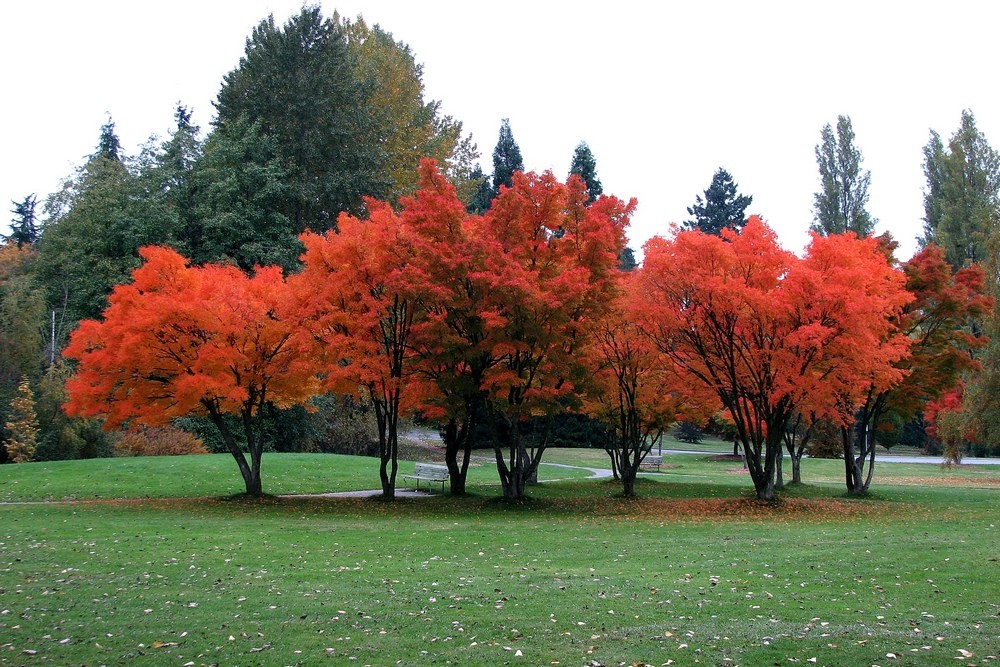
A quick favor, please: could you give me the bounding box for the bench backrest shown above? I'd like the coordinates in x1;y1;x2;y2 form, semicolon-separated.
413;463;449;479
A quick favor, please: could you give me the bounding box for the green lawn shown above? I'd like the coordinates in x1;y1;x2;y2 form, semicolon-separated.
1;446;997;667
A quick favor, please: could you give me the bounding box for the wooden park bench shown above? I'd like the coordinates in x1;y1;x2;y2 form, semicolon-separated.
403;463;450;492
639;454;663;471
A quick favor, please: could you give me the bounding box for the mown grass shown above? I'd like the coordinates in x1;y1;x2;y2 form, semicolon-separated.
1;444;997;667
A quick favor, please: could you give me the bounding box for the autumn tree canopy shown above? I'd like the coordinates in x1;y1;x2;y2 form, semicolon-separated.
475;170;632;498
586;272;716;496
637;218;912;500
295;198;421;499
63;246;319;496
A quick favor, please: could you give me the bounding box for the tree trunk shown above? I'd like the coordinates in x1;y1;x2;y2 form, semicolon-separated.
493;417;544;500
775;449;784;489
242;405;265;497
203;401;263;497
604;445;622;480
790;452;802;484
443;418;468;496
843;422;876;495
443;401;480;496
621;465;636;497
744;435;780;500
372;392;400;500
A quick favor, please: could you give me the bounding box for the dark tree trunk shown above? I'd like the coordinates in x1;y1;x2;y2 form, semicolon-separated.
204;400;263;497
443;397;481;496
744;433;781;500
372;391;400;500
242;404;265;497
604;447;621;480
493;413;545;500
790;454;802;484
621;462;636;497
775;449;784;489
843;410;877;495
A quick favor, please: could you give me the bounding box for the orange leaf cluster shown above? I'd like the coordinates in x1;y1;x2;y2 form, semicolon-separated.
635;219;914;498
64;246;319;427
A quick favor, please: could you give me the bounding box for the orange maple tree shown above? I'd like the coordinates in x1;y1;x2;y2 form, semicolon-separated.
378;160;495;495
585;272;717;496
63;246;319;496
637;218;912;500
356;162;635;499
839;242;990;488
473;171;633;499
295;196;420;499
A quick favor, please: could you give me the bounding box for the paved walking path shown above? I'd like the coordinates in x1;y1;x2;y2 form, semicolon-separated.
658;448;1000;466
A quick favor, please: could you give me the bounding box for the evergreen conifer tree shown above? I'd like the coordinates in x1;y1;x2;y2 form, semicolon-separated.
491;118;523;198
569;141;603;204
6;195;39;248
684;168;753;235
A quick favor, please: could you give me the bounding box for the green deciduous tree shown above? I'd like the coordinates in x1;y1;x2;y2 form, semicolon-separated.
343;17;474;206
0;244;45;391
35;122;143;325
921;109;1000;269
812;115;876;237
683;168;753;236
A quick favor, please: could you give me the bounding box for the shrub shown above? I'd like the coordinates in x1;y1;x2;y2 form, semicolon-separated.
314;395;378;456
115;425;208;457
3;377;38;463
673;421;703;444
807;419;843;459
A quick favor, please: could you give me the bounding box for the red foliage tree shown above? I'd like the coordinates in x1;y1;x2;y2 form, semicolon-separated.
585;273;717;496
384;161;498;495
295;198;420;499
370;162;634;499
839;243;990;487
637;219;912;500
63;246;319;496
474;171;632;499
925;384;975;464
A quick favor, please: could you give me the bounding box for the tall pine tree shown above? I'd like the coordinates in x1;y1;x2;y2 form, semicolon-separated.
6;195;39;248
490;118;523;198
568;141;603;204
683;168;753;235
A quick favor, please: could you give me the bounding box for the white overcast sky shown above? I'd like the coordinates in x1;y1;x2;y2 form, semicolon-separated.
3;0;999;260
